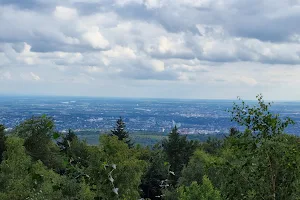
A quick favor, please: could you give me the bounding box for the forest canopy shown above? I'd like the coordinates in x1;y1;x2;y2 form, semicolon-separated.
0;94;299;200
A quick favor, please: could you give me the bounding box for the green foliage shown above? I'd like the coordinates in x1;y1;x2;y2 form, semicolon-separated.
87;135;147;199
57;129;77;152
1;94;300;200
200;137;223;155
111;117;133;147
0;137;33;199
63;137;90;178
57;129;91;180
220;94;300;200
29;160;64;199
229;94;295;138
140;144;169;199
162;187;179;200
162;126;197;185
179;150;223;188
0;137;64;200
0;124;6;163
14;115;55;139
13;116;64;170
220;132;300;200
178;176;221;200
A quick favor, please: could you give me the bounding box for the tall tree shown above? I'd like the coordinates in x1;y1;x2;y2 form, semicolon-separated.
13;115;64;170
111;117;133;147
59;130;91;179
0;136;92;200
140;144;169;199
220;94;300;200
162;126;197;185
87;135;146;199
0;125;5;163
0;137;65;200
229;94;294;138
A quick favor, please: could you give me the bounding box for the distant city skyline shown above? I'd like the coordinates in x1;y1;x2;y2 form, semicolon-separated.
1;1;300;100
1;96;300;135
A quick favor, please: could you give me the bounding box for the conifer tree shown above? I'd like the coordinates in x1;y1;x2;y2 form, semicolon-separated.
57;129;78;152
0;125;5;163
162;126;197;185
110;117;133;147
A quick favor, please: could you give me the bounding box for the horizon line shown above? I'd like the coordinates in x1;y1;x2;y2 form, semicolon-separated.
0;93;299;102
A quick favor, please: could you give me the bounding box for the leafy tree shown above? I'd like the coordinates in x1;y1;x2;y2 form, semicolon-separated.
229;94;294;138
179;150;223;189
220;132;300;200
87;135;147;199
200;137;223;155
178;176;221;200
162;188;180;200
140;144;169;199
61;136;91;180
29;160;64;199
0;137;64;199
0;136;95;200
0;125;5;163
219;95;300;200
13;115;65;171
56;129;90;177
162;126;197;185
58;176;95;200
0;137;33;199
111;117;133;147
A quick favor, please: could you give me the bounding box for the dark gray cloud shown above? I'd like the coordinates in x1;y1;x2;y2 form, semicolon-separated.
2;0;300;43
114;3;154;21
225;14;300;42
0;0;40;9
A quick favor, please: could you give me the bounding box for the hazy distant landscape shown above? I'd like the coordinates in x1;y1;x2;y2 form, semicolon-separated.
2;0;300;199
1;96;300;145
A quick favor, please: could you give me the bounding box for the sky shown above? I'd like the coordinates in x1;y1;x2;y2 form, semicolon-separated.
1;0;300;100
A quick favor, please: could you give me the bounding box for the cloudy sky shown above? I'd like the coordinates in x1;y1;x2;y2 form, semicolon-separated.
1;0;300;100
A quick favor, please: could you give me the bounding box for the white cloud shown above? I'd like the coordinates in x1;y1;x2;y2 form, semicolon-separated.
20;72;41;81
84;66;104;73
151;60;165;72
54;6;77;20
179;0;224;9
158;36;173;53
103;45;136;59
145;35;193;59
81;26;110;49
115;0;143;6
144;0;162;9
17;43;38;65
1;1;300;99
102;57;111;66
1;42;39;65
